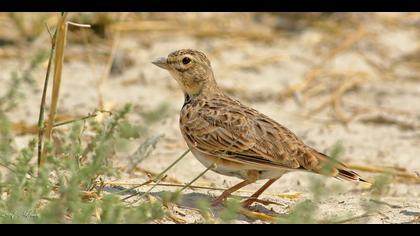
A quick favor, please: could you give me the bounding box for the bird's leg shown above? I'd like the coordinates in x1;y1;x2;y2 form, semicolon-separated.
211;170;258;206
241;177;279;208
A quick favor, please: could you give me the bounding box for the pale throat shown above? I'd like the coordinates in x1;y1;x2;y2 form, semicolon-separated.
171;71;218;98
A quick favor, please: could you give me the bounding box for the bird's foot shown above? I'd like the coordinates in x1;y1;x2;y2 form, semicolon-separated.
211;196;227;206
241;197;258;208
241;197;279;208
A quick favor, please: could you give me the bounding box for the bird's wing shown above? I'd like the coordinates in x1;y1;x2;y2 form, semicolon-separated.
181;96;305;169
181;96;366;182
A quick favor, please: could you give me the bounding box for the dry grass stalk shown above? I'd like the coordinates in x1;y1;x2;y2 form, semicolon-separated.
110;20;178;32
38;12;68;168
280;25;368;99
132;166;182;184
275;26;373;124
14;122;39;135
178;162;216;193
323;213;373;224
38;13;92;168
16;112;105;135
80;191;101;201
121;149;191;201
0;48;18;58
347;163;420;183
307;75;368;123
357;49;397;81
111;18;276;42
104;181;303;200
237;207;278;223
226;54;289;71
346;102;420;130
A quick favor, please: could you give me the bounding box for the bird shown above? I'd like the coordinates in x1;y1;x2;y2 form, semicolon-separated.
152;49;367;207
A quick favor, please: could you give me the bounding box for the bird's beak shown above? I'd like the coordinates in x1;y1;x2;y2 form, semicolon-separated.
152;57;170;70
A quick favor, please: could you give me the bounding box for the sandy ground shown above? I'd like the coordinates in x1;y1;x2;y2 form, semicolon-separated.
1;13;420;223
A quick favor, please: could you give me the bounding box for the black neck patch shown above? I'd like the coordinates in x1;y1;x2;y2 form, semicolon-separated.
182;94;192;109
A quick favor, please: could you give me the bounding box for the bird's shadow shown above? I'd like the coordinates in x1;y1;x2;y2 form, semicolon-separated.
103;185;288;223
177;191;288;223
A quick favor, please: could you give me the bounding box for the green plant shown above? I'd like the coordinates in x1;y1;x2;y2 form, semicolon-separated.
0;104;167;223
219;198;241;223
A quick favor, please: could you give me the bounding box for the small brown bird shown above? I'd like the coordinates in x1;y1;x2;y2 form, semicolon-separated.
153;49;366;207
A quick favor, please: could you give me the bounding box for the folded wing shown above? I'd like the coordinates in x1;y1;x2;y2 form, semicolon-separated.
181;96;366;182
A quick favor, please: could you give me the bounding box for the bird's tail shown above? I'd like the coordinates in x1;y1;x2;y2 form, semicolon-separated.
309;149;369;183
335;167;368;183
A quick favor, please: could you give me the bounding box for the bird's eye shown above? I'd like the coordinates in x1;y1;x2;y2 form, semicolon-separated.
182;57;191;65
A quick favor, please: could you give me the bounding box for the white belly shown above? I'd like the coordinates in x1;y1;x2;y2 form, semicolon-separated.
189;147;289;180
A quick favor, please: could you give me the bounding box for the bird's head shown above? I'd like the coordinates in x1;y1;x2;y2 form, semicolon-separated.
152;49;217;97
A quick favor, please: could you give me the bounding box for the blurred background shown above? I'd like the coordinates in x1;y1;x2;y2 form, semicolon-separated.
0;13;420;223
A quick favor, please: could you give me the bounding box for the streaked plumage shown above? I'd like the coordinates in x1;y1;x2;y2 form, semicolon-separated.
153;49;366;207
